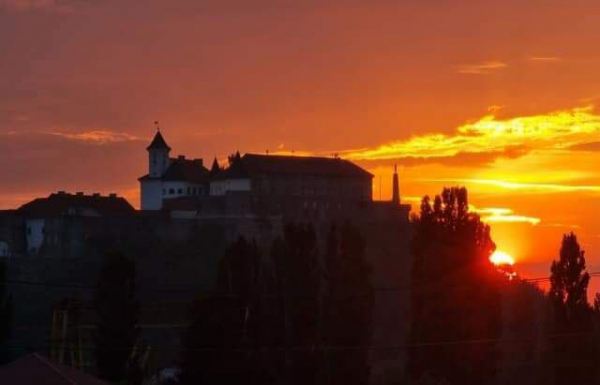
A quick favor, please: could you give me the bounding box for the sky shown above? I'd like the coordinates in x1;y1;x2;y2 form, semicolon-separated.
1;0;599;292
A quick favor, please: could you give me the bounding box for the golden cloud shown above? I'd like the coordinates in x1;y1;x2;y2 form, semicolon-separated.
460;179;600;193
528;56;562;62
456;61;507;75
48;130;144;144
344;106;600;165
470;205;541;225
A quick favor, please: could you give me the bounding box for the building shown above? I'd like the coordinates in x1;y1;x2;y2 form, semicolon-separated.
138;131;210;210
17;191;135;255
139;131;377;221
0;128;413;384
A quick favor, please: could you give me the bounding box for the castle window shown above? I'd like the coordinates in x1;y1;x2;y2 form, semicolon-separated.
169;189;175;195
178;188;183;194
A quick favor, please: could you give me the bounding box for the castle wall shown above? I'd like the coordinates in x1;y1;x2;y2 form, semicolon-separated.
140;179;163;210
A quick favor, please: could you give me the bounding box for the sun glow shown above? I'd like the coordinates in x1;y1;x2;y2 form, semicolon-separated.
490;250;515;266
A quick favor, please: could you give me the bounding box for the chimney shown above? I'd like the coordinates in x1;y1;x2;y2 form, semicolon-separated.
76;192;84;196
392;165;400;206
57;191;66;195
177;155;185;161
193;158;203;167
92;193;100;198
109;193;117;199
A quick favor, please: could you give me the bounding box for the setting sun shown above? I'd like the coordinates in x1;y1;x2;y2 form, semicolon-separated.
490;250;515;266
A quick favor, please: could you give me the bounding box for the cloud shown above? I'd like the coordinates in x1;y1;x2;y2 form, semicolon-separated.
0;0;93;13
470;205;540;225
540;223;581;229
435;179;600;193
0;129;144;208
528;56;562;62
569;141;600;152
47;130;145;144
343;106;600;166
1;0;66;11
456;61;507;75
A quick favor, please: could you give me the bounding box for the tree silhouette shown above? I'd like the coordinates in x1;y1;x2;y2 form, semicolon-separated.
281;223;322;385
0;261;13;364
181;237;264;385
547;232;598;384
409;187;503;385
93;251;139;383
323;222;373;385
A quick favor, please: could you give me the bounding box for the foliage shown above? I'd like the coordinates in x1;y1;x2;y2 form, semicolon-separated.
94;251;140;383
323;222;374;385
182;222;373;385
181;237;263;385
408;187;504;385
547;232;598;384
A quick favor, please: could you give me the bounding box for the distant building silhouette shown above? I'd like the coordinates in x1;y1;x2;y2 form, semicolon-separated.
138;131;398;225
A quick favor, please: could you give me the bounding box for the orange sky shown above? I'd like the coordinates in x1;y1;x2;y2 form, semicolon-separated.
1;0;599;294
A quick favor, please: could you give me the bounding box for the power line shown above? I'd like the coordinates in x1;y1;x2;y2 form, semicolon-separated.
6;272;600;297
3;331;596;353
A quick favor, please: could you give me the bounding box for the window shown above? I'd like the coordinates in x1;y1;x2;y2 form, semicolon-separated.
169;189;175;195
178;188;183;194
187;187;191;195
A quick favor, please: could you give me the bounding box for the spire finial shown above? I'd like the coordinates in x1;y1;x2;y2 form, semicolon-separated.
392;164;400;205
154;121;160;132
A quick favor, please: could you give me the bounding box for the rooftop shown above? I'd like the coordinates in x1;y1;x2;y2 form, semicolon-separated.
219;153;373;179
18;191;136;217
146;130;171;151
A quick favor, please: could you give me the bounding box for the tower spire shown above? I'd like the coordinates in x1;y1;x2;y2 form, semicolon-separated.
392;164;400;205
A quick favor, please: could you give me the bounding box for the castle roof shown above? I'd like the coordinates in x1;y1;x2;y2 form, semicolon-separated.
147;131;171;151
218;153;373;179
18;192;136;217
162;157;210;183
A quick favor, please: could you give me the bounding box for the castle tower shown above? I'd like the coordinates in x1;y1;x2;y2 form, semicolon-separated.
147;129;171;178
392;164;400;205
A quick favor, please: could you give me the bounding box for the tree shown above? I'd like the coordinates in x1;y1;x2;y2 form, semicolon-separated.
181;237;263;385
408;187;503;385
323;222;374;385
0;261;13;364
281;223;322;385
94;251;139;383
548;232;597;384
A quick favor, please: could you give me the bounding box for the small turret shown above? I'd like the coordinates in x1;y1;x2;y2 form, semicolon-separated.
147;127;171;178
210;157;220;175
392;164;400;205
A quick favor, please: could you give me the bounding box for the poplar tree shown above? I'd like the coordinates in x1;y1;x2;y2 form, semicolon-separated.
548;232;597;384
94;251;139;382
409;187;503;385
